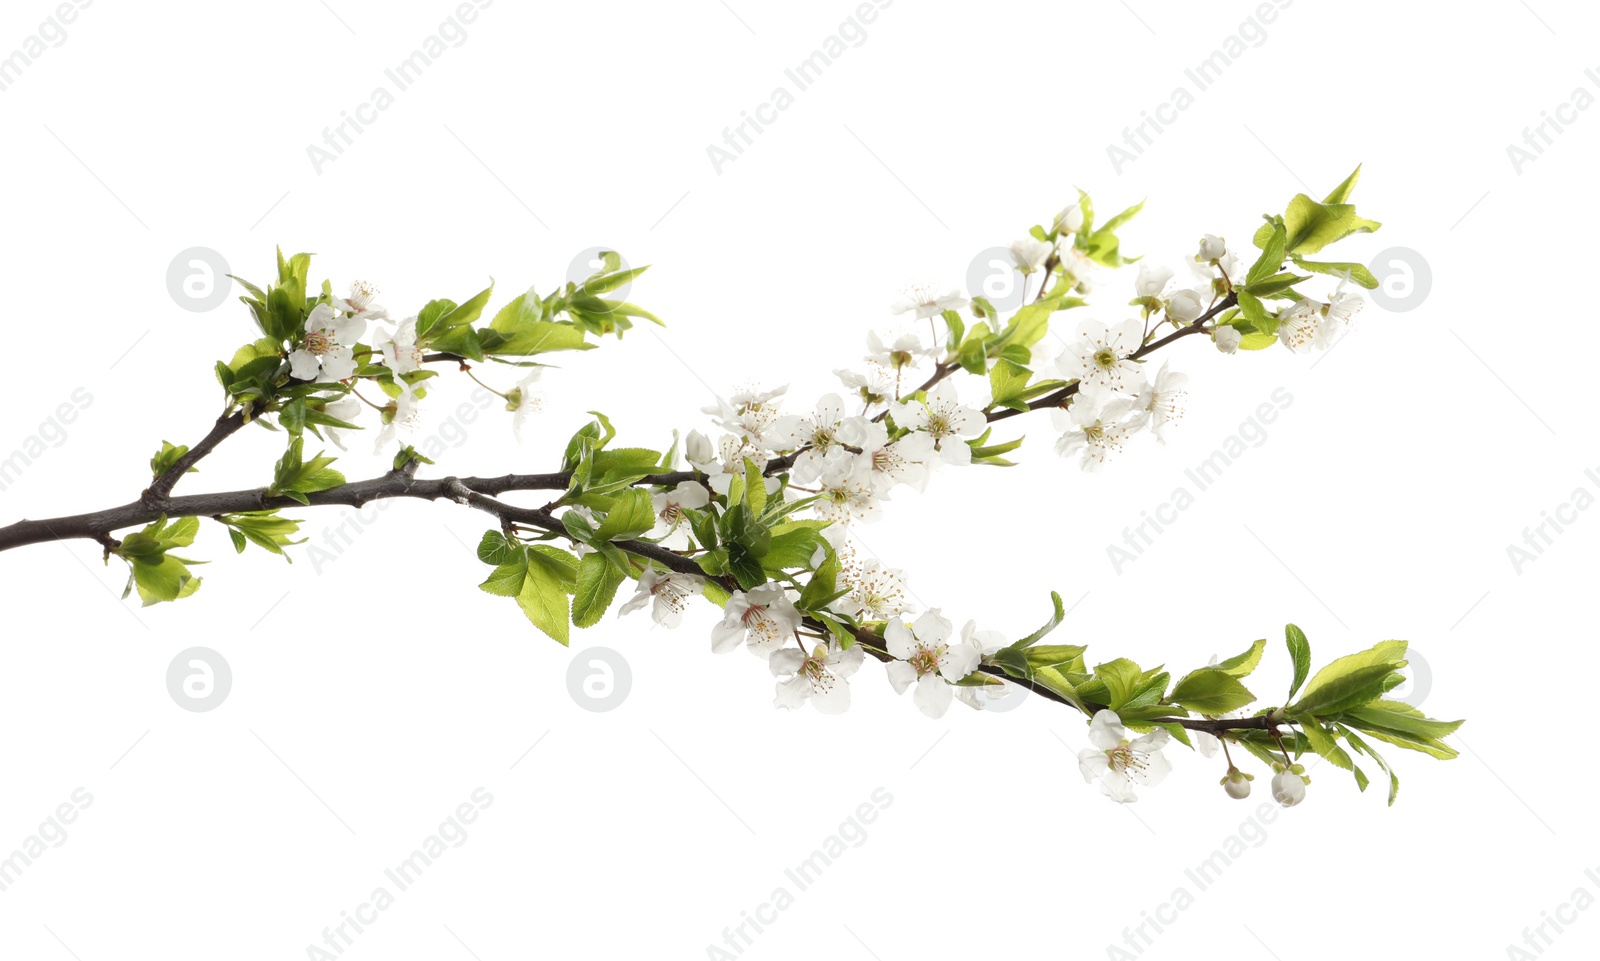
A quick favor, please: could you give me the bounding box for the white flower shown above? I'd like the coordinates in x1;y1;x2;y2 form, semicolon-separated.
850;420;933;492
1271;765;1310;807
1197;234;1227;262
1052;392;1147;472
710;583;801;657
373;315;423;375
507;368;543;441
651;481;710;539
1213;325;1243;354
692;434;778;497
1192;249;1248;289
836;364;895;409
832;558;910;621
1010;237;1053;274
770;642;865;714
373;381;422;453
1076;709;1172;803
883;609;981;719
289;303;365;382
1134;264;1174;300
330;280;388;321
618;568;702;629
1056;203;1085;235
770;394;860;484
1220;769;1254;799
1055;242;1100;290
1137;362;1188;444
952;621;1013;711
685;430;715;466
703;385;787;443
891;284;968;320
814;449;882;523
1165;289;1207;324
321;394;362;452
894;380;985;466
866;330;935;372
1056;317;1146;395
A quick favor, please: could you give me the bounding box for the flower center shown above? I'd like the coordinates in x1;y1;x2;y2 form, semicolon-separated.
303;329;335;356
908;644;944;678
1094;348;1118;370
1107;741;1147;775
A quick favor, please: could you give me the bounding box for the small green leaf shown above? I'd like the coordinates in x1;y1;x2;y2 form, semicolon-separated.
1285;624;1312;702
1169;670;1254;714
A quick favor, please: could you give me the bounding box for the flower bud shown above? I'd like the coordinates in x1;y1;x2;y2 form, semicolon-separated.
1219;767;1254;799
1197;234;1226;261
1056;204;1085;235
685;430;714;466
1213;325;1242;355
1271;765;1309;807
1166;289;1205;324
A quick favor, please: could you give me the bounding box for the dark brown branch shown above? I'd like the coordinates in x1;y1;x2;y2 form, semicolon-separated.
141;410;248;507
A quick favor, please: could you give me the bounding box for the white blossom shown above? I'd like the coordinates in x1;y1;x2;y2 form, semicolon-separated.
289;303;364;382
831;558;910;621
330;280;388;322
1213;325;1243;354
1077;709;1172;803
373;315;423;375
1055;203;1085;235
891;284;968;320
770;642;864;714
322;394;362;452
508;368;543;441
1272;764;1310;807
866;330;935;372
883;609;981;719
1010;237;1053;274
1165;289;1207;324
1052;391;1147;472
1056;317;1146;395
770;393;862;483
618;568;703;629
813;448;883;523
850;420;933;492
836;364;896;409
373;381;421;453
1137;361;1188;444
894;380;985;466
710;583;801;657
651;481;711;536
1197;234;1227;262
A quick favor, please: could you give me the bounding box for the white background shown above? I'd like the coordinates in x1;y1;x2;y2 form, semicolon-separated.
0;1;1594;958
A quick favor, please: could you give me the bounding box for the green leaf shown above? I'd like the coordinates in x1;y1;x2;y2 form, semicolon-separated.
1285;624;1312;702
742;458;766;518
1247;223;1287;286
477;530;524;566
516;560;571;645
1338;725;1400;805
1299;718;1355;772
479;561;527;597
1213;638;1266;677
988;359;1034;411
1292;639;1407;716
1291;257;1379;289
594;488;655;542
1322;163;1363;205
797;544;841;611
434;281;495;332
1282;194;1382;255
572;553;625;627
1005;591;1066;650
149;441;194;478
1169;670;1254;714
1091;658;1142;710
